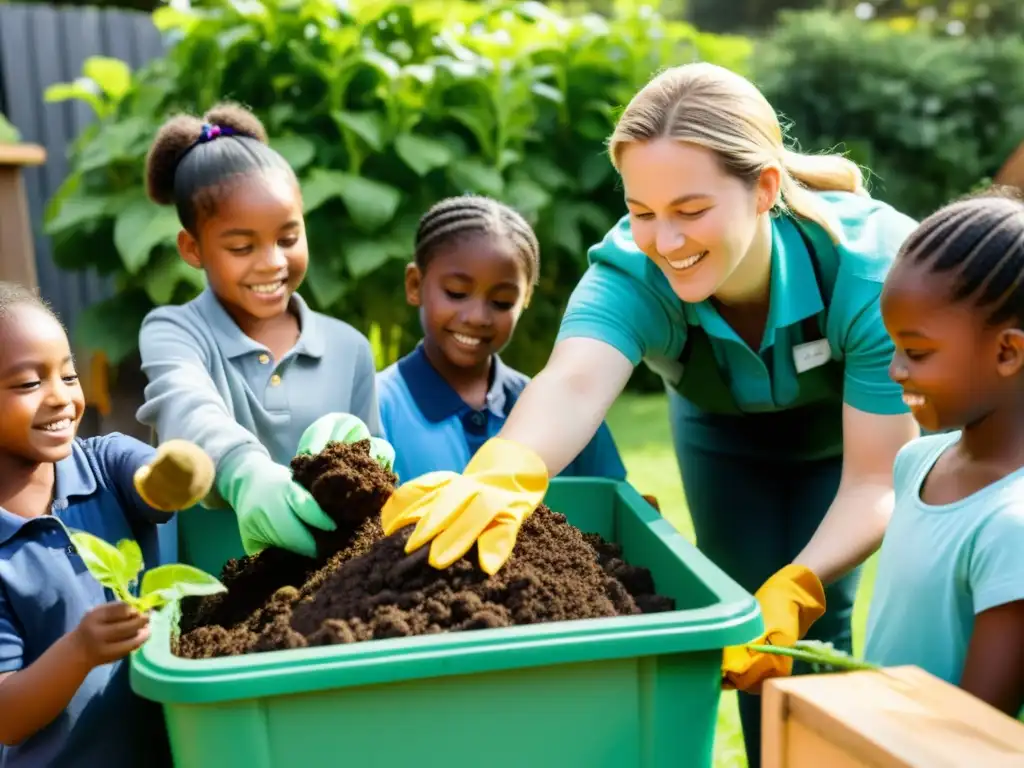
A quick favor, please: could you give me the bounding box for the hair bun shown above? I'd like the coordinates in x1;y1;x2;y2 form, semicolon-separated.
145;114;204;205
203;102;268;144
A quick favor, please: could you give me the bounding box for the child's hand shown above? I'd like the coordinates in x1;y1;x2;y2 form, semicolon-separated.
134;439;215;511
70;603;150;668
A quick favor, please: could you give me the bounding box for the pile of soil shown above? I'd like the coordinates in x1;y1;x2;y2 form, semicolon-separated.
175;440;675;659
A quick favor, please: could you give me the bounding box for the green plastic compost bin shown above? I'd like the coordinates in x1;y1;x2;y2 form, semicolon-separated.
132;478;763;768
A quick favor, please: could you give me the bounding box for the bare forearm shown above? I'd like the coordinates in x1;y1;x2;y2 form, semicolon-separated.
793;479;894;586
0;634;91;746
499;339;633;476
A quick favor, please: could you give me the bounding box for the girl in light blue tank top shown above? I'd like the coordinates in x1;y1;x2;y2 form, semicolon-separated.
869;187;1024;717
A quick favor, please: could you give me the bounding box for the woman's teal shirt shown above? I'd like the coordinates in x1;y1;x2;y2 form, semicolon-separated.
556;191;920;457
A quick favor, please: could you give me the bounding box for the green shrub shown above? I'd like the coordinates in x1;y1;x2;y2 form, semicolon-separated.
751;11;1024;222
43;0;751;384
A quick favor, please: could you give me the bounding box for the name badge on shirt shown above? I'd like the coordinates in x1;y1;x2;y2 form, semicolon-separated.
793;338;832;374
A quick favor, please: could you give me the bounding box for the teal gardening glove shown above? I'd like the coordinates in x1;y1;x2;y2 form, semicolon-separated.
217;451;336;558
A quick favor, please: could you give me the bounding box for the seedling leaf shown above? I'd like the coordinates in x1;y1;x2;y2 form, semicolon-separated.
747;640;881;673
72;532;131;598
71;530;226;612
139;564;227;609
117;538;144;586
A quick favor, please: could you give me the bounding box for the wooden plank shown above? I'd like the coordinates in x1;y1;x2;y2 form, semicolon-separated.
0;4;45;294
0;143;46;165
762;666;1024;768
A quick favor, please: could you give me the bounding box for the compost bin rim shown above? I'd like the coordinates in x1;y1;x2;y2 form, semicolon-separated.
130;596;762;705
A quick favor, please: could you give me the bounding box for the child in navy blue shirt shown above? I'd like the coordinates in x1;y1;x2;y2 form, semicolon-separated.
0;282;214;767
377;195;628;484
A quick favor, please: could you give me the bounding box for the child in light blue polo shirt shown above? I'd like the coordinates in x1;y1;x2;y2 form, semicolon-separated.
377;195;627;484
135;102;386;566
0;282;213;767
867;189;1024;716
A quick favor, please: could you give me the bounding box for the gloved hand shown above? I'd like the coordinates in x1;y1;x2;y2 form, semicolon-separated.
217;452;336;558
134;439;215;511
296;413;396;472
380;437;548;574
721;564;826;693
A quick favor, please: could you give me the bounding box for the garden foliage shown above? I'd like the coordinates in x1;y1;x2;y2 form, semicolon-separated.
43;0;751;379
752;11;1024;222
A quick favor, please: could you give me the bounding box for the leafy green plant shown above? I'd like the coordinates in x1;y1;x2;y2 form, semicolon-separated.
747;639;881;674
71;530;226;611
752;11;1024;222
42;0;750;389
0;112;20;144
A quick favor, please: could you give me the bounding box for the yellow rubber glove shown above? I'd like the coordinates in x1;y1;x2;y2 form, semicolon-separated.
380;438;549;574
133;439;215;512
721;564;826;693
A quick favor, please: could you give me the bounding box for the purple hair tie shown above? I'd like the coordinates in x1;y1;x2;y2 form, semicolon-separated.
197;122;239;143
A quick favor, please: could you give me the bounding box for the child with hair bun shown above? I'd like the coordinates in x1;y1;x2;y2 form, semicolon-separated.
136;102;387;564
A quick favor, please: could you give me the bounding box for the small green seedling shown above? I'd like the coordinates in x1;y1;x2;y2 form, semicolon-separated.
747;639;881;674
71;530;226;612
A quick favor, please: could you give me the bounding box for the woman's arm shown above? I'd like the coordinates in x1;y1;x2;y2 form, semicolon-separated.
792;403;919;585
499;337;635;476
960;601;1024;716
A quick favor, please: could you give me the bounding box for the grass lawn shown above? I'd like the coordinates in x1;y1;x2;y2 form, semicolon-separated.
605;392;878;768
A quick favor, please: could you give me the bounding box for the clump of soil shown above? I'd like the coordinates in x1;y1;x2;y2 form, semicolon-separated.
175;440;675;659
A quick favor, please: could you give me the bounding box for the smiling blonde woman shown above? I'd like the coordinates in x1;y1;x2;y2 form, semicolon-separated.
380;62;922;767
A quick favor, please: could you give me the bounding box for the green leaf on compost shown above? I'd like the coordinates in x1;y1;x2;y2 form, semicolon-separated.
370;436;396;472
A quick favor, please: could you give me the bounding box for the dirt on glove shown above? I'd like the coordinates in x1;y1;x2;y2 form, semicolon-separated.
175;439;675;659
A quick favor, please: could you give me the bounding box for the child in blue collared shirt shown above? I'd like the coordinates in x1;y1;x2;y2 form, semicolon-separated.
867;188;1024;716
377;195;627;484
0;282;213;767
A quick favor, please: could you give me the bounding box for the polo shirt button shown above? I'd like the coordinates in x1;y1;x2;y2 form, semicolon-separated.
270;374;282;387
471;413;485;426
258;354;270;365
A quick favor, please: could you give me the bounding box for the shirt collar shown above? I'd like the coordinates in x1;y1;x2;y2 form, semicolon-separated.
196;286;325;360
0;440;97;546
692;214;825;351
398;343;515;423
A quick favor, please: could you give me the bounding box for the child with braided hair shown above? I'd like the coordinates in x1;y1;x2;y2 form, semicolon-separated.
136;102;389;567
867;186;1024;716
377;195;629;485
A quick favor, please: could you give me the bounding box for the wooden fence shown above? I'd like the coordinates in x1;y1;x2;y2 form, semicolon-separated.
0;3;165;437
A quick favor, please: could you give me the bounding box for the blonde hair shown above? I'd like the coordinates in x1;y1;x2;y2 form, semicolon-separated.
608;63;865;243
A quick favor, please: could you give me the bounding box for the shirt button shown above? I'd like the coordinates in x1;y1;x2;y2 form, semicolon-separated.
258;354;270;365
270;374;282;387
471;413;485;426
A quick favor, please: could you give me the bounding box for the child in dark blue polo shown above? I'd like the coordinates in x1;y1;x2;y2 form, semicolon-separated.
377;195;627;484
0;283;214;768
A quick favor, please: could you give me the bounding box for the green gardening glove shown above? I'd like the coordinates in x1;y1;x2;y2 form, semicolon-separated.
297;413;397;473
297;413;371;455
217;452;336;558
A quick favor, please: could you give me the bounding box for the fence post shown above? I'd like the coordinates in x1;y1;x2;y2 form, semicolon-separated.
0;142;46;290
